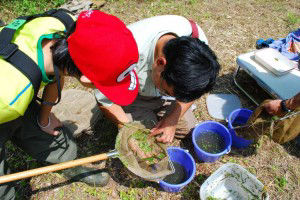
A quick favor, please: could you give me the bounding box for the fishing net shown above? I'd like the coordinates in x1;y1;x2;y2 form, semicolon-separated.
115;122;174;181
235;100;300;144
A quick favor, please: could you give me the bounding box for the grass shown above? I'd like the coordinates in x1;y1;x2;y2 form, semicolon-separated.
120;189;138;200
286;12;300;28
275;176;288;191
0;0;300;199
0;0;67;23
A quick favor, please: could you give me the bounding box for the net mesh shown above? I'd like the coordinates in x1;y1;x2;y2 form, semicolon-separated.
115;122;174;181
235;100;300;144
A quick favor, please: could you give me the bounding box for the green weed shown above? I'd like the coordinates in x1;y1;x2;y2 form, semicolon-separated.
207;197;222;200
188;0;197;4
130;179;145;188
196;174;206;183
182;183;198;199
271;165;278;172
203;12;213;19
120;189;138;200
228;157;238;163
59;189;65;199
247;167;257;175
286;12;300;27
85;187;98;197
99;192;108;200
19;180;27;187
275;176;288;189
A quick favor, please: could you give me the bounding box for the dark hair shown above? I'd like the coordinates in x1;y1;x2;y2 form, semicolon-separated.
51;23;82;77
162;36;220;102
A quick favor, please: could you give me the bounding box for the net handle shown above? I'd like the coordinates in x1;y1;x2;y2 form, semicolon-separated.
0;151;119;184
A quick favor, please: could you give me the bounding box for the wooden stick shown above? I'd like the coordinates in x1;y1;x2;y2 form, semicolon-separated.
0;153;110;184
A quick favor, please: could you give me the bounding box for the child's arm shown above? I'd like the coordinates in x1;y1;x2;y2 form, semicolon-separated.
38;76;64;135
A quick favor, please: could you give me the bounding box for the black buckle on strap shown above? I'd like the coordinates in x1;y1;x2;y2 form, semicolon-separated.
0;43;18;59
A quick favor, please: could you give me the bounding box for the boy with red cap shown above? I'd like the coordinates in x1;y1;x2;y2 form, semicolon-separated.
95;15;220;144
0;10;138;198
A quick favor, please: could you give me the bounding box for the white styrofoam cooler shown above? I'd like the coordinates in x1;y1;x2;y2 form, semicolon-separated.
200;163;269;200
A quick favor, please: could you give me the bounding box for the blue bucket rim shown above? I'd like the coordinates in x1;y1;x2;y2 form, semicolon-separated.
159;146;196;187
228;108;253;129
192;121;232;155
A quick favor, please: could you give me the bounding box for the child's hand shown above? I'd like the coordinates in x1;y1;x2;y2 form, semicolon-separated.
37;113;62;136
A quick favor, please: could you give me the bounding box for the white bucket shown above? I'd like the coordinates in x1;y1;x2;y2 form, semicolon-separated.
200;163;269;200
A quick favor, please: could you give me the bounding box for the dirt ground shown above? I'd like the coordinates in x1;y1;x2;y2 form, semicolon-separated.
3;0;300;199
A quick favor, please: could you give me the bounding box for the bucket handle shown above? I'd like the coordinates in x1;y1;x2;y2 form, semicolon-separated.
226;146;231;154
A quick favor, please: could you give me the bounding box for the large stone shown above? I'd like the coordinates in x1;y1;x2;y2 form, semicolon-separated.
60;0;93;16
52;89;102;137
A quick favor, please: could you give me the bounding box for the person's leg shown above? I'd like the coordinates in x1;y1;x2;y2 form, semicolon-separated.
12;102;109;186
12;103;77;163
159;100;198;138
122;95;163;129
0;119;23;200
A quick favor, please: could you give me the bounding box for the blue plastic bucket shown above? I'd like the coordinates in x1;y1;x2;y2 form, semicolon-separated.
228;108;253;148
159;147;196;193
192;121;232;162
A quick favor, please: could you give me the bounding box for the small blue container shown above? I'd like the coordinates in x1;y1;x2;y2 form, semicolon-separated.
192;121;232;162
159;147;196;193
228;108;253;148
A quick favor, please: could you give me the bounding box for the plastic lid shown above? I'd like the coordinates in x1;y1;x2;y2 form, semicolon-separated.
206;94;242;120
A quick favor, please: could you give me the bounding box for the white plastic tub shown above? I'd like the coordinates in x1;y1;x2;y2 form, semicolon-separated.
200;163;269;200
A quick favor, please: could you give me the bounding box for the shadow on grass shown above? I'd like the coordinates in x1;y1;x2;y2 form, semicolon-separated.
282;138;300;158
106;158;157;189
77;117;157;189
229;145;257;157
15;179;32;200
179;133;199;162
30;179;73;195
76;117;118;157
30;169;110;195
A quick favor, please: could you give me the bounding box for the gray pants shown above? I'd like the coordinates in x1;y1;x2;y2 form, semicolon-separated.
0;103;77;200
123;95;197;136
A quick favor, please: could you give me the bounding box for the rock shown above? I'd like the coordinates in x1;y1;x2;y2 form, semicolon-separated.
91;0;106;9
60;0;94;16
52;89;103;137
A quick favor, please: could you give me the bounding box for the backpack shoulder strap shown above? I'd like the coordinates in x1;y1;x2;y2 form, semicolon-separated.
0;9;75;100
188;19;199;38
0;18;42;96
45;9;75;33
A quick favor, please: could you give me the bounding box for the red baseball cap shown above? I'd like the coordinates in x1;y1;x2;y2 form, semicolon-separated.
67;10;139;106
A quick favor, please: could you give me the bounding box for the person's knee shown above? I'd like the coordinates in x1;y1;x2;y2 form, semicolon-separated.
0;183;15;200
42;127;78;163
62;138;77;162
59;127;78;162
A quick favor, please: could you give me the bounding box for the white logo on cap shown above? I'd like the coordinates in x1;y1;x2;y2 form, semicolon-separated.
117;63;137;91
82;10;93;18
